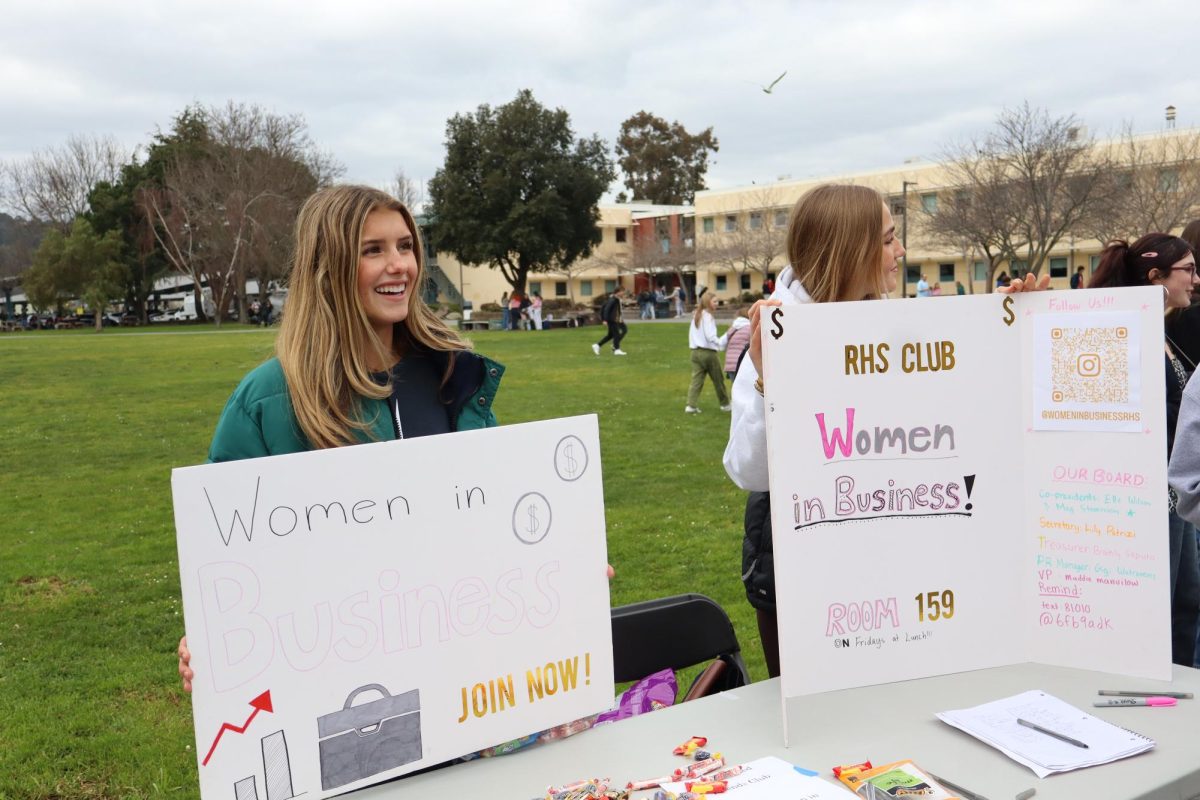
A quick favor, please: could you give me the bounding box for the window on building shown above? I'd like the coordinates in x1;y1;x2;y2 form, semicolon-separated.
939;263;955;282
906;266;921;284
580;280;593;297
615;228;627;243
604;279;617;294
529;282;542;296
749;212;763;230
1159;168;1180;193
1049;257;1068;278
555;281;567;297
724;215;737;232
921;193;938;214
1011;259;1028;277
740;273;751;290
973;261;987;282
703;217;714;234
1089;255;1101;272
774;209;788;227
716;275;727;291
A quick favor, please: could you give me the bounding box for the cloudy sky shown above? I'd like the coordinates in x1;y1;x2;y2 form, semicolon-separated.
3;0;1197;200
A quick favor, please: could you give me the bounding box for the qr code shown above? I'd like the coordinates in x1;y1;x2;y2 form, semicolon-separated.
1050;326;1129;404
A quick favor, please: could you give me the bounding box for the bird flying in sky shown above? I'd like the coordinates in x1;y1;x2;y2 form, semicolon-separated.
761;70;787;94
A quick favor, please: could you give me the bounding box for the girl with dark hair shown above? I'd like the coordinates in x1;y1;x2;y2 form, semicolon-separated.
1092;233;1200;667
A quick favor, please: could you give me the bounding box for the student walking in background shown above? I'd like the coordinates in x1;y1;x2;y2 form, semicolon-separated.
723;183;1047;677
500;291;510;330
529;292;543;330
686;289;731;413
592;286;628;356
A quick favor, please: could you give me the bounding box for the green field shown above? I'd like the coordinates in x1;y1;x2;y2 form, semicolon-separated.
0;322;759;799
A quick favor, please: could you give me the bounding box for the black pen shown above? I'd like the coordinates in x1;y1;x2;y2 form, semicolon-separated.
926;771;991;800
1017;717;1089;748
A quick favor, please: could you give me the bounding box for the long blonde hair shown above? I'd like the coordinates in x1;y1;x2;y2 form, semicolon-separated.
692;289;716;327
786;184;886;303
276;185;469;449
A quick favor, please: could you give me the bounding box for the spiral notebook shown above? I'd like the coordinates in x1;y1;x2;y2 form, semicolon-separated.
936;690;1155;778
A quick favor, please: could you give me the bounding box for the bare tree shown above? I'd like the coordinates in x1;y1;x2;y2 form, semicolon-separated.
140;102;342;324
698;188;788;292
1;134;129;227
921;104;1108;290
391;168;425;211
1083;124;1200;244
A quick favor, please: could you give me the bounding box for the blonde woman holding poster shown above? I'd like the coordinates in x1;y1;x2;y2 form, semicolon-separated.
178;184;505;691
722;183;1047;677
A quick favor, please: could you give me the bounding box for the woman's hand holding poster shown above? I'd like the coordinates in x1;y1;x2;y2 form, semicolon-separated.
172;416;613;800
762;288;1171;698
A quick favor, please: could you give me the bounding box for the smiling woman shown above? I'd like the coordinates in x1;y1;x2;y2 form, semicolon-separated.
178;184;506;692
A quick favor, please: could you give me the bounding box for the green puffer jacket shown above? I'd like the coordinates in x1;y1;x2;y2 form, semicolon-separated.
207;351;504;463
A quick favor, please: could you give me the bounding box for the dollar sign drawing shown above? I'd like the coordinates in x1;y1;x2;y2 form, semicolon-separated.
769;307;784;340
563;444;577;478
1001;296;1015;327
527;505;539;534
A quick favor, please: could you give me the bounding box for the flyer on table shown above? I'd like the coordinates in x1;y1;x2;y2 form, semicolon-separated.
172;415;614;800
763;287;1170;698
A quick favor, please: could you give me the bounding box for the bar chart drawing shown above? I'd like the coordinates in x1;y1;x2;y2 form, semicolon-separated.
229;729;297;800
262;730;295;800
234;776;257;800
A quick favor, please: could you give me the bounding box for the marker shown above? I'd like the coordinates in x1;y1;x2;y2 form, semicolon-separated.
1098;689;1193;699
1015;789;1037;800
1016;718;1089;748
1094;697;1177;707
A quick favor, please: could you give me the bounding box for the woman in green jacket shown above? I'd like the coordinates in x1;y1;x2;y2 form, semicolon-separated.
181;184;504;688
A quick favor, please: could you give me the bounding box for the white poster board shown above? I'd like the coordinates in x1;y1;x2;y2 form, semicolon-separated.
173;415;614;800
763;288;1171;699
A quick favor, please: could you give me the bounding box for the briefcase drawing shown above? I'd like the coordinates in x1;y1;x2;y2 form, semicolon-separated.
317;684;422;790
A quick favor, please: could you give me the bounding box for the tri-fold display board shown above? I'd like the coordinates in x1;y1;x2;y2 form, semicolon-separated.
173;415;613;800
763;287;1172;699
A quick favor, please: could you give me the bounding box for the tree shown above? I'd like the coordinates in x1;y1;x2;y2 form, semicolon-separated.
0;134;128;227
698;188;787;289
1083;124;1200;244
139;103;340;324
427;89;615;294
922;103;1109;290
391;167;424;211
23;218;125;329
0;213;48;312
615;112;718;205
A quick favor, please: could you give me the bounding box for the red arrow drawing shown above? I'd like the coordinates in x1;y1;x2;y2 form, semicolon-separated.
202;690;273;766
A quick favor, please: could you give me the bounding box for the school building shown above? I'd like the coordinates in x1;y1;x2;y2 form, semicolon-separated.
431;126;1200;309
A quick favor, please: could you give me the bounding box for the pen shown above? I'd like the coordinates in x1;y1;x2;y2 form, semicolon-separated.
1014;789;1037;800
1098;689;1193;699
1094;697;1177;707
926;771;991;800
1016;717;1089;748
1022;714;1089;748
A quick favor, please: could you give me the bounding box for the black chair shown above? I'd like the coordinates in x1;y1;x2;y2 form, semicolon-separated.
610;593;750;701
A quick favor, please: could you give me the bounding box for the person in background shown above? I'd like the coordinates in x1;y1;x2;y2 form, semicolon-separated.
955;280;966;296
673;285;686;318
592;286;628;356
509;291;523;330
1070;265;1086;289
916;273;931;297
500;291;510;331
1165;219;1200;369
931;282;942;296
723;310;752;379
685;289;731;414
723;183;1047;677
1093;233;1199;667
529;292;543;330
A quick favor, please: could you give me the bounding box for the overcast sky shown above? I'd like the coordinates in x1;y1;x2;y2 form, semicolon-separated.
3;0;1197;200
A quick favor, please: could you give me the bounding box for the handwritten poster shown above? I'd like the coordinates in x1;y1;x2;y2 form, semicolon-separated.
172;416;614;800
762;287;1171;699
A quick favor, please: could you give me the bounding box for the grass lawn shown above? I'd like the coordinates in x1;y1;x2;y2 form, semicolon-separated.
0;321;760;799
